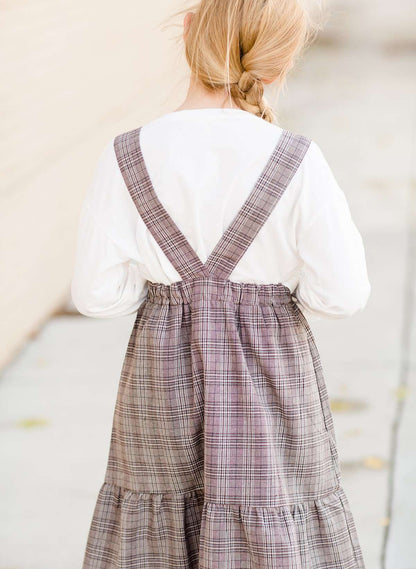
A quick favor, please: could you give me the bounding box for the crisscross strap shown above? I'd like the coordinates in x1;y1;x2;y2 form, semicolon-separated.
113;126;311;282
203;130;311;279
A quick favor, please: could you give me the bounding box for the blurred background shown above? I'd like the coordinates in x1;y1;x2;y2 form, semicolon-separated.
1;0;415;567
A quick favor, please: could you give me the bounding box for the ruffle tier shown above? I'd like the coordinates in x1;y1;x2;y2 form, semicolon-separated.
82;481;365;569
83;482;364;569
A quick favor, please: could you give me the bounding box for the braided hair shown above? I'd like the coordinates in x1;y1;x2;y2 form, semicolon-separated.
174;0;320;124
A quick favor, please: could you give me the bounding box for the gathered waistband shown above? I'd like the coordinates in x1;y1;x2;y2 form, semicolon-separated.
146;277;294;306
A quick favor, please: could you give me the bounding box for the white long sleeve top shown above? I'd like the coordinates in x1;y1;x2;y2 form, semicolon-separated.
70;107;371;322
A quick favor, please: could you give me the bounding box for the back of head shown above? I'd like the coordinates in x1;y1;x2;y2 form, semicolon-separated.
173;0;323;124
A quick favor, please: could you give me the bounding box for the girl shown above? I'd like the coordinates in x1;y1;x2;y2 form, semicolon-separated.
71;1;371;567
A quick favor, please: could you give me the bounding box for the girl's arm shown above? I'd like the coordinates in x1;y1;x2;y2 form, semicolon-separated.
70;139;148;318
293;141;371;320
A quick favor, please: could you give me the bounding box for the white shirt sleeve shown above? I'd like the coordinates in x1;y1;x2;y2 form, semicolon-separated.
293;141;371;321
70;139;148;318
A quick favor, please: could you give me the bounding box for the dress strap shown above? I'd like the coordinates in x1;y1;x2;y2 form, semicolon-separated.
113;126;311;282
203;130;311;279
114;126;208;280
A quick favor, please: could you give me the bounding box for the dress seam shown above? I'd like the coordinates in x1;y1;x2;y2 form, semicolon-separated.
101;479;342;508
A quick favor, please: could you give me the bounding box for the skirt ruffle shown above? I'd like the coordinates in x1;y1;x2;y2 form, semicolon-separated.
82;481;365;569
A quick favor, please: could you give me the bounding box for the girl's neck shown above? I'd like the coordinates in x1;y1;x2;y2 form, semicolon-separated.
174;74;241;112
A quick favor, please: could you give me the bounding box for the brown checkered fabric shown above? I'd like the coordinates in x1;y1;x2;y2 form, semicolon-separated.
81;126;366;568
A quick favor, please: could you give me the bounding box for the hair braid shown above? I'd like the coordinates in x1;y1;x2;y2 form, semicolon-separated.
229;70;275;123
171;0;322;124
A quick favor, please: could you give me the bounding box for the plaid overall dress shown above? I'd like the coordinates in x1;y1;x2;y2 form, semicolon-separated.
82;126;366;569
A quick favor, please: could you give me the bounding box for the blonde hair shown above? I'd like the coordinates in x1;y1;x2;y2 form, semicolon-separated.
167;0;325;124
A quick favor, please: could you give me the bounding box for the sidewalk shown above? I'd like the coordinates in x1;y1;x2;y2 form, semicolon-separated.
1;1;415;568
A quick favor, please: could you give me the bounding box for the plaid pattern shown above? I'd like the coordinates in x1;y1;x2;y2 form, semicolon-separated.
81;126;366;569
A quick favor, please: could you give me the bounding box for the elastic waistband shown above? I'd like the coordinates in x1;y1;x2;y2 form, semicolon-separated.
146;277;294;306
